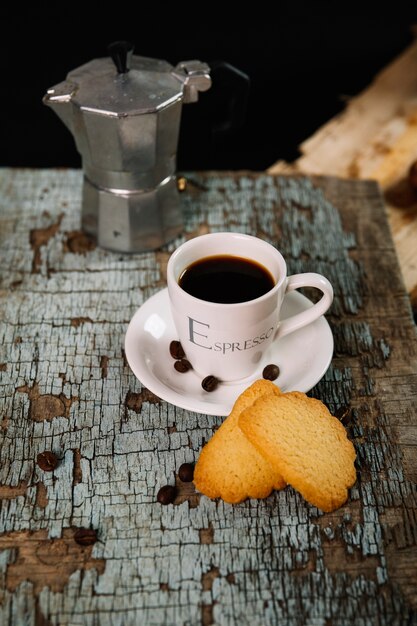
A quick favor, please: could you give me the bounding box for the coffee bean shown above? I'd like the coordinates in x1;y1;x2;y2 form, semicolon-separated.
157;485;177;505
174;359;192;373
37;451;58;472
169;340;185;360
74;528;97;546
178;463;194;482
334;405;351;424
262;364;280;381
202;375;219;392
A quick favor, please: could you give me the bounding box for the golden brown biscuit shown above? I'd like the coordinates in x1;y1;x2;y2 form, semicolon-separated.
193;380;285;503
238;391;356;512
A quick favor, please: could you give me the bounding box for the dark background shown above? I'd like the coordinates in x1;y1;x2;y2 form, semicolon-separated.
2;4;417;171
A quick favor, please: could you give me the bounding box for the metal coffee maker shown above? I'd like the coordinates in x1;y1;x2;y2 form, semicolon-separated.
43;42;211;252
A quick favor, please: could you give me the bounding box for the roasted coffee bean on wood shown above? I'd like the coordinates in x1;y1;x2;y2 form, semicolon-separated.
157;485;177;505
178;463;194;482
169;341;185;360
37;451;58;472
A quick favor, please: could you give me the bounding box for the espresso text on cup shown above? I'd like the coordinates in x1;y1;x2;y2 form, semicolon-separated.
188;317;274;354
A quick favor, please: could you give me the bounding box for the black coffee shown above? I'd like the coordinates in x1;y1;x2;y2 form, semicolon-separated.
178;255;275;304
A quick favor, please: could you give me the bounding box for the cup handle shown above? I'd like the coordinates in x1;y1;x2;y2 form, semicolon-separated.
275;273;333;340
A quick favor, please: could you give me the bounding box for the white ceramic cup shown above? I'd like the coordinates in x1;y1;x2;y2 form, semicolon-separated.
167;232;333;382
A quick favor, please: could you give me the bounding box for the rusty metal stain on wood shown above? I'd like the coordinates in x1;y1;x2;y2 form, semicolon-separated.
0;528;105;594
125;389;161;414
30;214;64;274
16;383;77;422
0;481;28;500
70;317;93;328
199;525;215;545
35;482;48;509
173;474;200;509
72;449;82;486
63;230;97;254
99;355;109;379
0;169;416;624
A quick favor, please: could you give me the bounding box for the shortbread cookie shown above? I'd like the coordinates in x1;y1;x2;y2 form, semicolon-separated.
193;380;286;503
238;392;356;512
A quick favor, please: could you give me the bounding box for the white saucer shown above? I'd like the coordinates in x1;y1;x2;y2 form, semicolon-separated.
124;288;334;416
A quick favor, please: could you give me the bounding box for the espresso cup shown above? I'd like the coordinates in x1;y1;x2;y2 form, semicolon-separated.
167;232;333;382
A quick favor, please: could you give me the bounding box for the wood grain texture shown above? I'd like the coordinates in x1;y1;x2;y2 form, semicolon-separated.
268;39;417;309
0;169;417;625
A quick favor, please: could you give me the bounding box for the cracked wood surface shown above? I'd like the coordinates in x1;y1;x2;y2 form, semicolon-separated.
0;168;417;625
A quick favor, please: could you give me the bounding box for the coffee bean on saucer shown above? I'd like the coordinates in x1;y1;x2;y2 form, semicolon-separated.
174;359;192;373
37;451;58;472
157;484;177;505
178;463;194;482
74;528;98;547
262;364;280;381
334;405;351;424
169;340;185;360
202;375;220;392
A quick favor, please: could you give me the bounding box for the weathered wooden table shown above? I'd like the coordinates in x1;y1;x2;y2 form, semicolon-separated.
1;169;417;625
